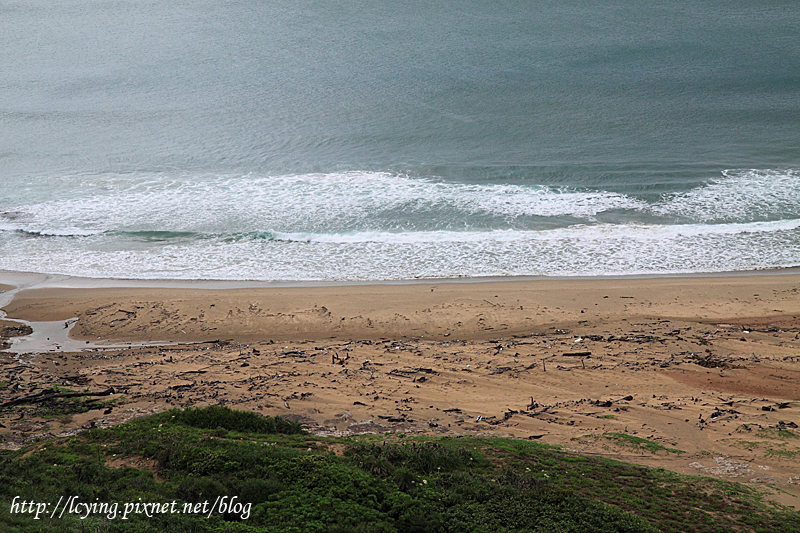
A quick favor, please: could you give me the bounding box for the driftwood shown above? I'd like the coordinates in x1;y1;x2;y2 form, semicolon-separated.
332;352;350;366
1;387;115;409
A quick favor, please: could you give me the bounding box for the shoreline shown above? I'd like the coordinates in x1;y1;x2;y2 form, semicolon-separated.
2;265;800;292
4;271;800;345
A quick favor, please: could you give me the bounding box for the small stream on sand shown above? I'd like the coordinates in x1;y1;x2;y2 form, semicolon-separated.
0;272;173;356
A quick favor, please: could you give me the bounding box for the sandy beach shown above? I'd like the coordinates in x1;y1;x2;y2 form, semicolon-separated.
1;273;799;506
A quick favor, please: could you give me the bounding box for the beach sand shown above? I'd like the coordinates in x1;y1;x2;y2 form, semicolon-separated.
2;274;799;506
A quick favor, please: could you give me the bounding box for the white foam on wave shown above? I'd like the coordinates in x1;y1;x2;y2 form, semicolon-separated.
2;217;798;281
1;170;648;236
2;168;799;280
4;169;799;238
248;172;647;219
652;169;800;222
273;218;800;245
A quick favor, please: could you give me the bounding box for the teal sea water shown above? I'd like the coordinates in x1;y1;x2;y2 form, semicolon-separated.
1;0;799;281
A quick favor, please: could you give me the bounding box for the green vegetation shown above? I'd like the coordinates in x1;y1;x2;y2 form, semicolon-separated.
172;405;305;435
764;449;800;459
572;433;683;456
0;406;797;532
602;433;684;456
756;427;798;440
724;434;800;459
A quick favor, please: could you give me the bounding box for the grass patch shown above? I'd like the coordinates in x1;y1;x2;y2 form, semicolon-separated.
764;448;800;459
689;438;800;460
170;405;305;435
723;438;768;450
757;427;798;440
604;433;684;455
0;407;797;533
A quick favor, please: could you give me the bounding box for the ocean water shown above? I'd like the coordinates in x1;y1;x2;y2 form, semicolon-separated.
1;0;799;281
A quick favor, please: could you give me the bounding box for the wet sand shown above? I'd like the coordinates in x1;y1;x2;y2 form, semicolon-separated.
1;274;799;506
